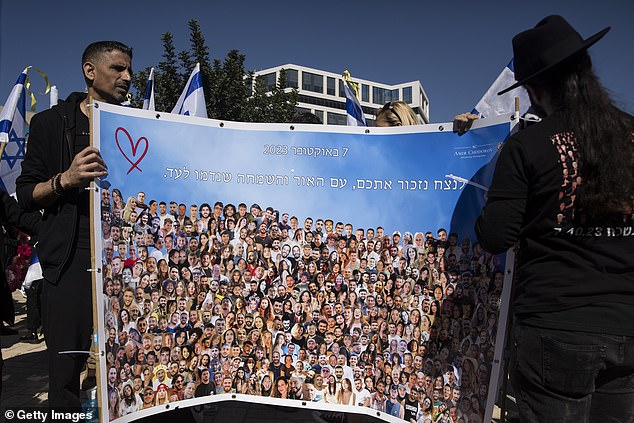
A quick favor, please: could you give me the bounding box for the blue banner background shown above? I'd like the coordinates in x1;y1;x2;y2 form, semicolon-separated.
97;106;511;238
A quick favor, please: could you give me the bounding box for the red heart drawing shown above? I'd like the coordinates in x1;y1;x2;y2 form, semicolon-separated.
115;127;149;174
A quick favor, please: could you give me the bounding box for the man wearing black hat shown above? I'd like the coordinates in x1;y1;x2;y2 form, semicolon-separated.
476;16;634;422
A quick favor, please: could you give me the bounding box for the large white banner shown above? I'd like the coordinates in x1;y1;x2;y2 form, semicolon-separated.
92;102;513;422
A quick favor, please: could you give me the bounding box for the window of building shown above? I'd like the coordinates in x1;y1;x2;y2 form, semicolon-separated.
403;86;412;104
314;110;324;123
373;87;386;105
297;94;346;110
362;84;369;102
327;112;347;125
284;69;298;89
373;87;401;105
327;77;336;96
295;106;311;115
302;71;323;93
391;89;399;102
362;105;377;116
340;80;362;99
260;72;277;92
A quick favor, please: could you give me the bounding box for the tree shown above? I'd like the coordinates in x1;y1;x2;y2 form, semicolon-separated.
157;33;186;112
185;19;215;118
244;69;298;123
214;50;250;121
130;68;150;108
130;19;297;122
269;69;298;123
245;74;271;123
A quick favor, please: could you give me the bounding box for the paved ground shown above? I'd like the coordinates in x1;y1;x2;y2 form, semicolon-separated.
1;292;49;408
1;291;516;421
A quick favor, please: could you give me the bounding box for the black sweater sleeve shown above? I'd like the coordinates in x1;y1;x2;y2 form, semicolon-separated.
0;190;41;236
16;112;57;211
475;197;525;254
475;135;528;254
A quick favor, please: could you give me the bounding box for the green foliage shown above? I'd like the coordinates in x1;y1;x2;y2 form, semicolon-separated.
243;69;298;123
271;69;299;123
245;74;271;123
213;50;249;121
185;19;214;118
130;19;297;123
130;68;149;108
156;33;186;112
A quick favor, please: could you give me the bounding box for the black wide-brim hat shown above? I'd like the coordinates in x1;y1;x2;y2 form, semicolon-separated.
497;15;610;95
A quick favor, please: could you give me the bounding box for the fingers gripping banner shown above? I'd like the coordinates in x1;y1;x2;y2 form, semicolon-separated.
91;102;513;423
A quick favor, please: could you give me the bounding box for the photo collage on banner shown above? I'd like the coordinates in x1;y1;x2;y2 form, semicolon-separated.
92;102;513;422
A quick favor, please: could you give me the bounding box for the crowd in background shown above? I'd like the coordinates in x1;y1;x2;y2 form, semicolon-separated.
100;187;503;423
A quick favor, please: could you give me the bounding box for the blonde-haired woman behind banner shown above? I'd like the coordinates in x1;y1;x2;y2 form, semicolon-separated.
375;101;419;126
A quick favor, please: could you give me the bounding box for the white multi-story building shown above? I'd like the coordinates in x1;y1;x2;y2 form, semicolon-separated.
252;64;429;125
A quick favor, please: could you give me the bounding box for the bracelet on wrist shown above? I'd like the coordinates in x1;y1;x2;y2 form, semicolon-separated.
52;173;65;196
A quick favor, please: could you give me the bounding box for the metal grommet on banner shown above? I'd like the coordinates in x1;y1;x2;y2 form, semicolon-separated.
365;129;370;134
156;114;161;119
438;125;445;131
219;122;224;128
90;178;103;193
290;125;295;131
93;103;98;109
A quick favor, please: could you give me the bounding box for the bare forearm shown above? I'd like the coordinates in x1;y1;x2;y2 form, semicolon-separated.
31;178;61;209
30;146;107;209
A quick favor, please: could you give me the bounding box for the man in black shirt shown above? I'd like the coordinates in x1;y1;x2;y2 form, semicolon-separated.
17;41;132;409
194;368;215;397
403;387;420;422
268;351;282;380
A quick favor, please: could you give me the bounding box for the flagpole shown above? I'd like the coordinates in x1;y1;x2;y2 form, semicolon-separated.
87;96;105;421
514;96;520;118
50;85;58;108
0;141;7;160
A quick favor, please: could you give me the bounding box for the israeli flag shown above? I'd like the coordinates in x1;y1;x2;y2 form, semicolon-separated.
171;63;207;118
472;59;530;118
142;67;155;111
23;251;42;290
0;68;28;195
342;79;366;126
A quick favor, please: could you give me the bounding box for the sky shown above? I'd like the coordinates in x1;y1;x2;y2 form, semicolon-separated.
1;1;632;123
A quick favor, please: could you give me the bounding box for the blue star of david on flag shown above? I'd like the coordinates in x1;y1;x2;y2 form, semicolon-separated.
3;127;27;168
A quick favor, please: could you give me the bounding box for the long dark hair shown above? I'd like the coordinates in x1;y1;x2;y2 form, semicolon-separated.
533;51;633;218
